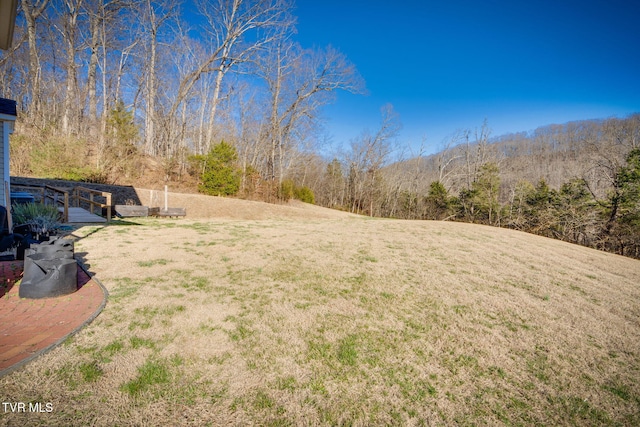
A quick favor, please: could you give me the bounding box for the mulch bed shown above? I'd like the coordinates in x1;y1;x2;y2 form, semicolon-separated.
0;261;22;298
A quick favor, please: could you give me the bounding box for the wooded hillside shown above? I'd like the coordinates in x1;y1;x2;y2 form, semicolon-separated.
2;0;363;193
1;1;638;258
312;115;639;259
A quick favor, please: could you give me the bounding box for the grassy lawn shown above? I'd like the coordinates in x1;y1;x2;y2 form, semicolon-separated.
2;217;640;426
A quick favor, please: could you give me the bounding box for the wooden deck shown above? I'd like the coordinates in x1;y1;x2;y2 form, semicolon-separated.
59;207;107;223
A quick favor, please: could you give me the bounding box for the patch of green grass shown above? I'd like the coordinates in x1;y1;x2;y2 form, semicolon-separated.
181;276;210;291
79;361;103;382
451;304;468;315
603;381;631;401
75;339;125;364
198;322;220;333
177;222;218;233
134;306;161;319
553;395;613;425
224;315;255;342
207;352;232;365
227;267;262;285
55;363;80;389
170;354;184;367
138;258;170;267
337;334;358;366
96;339;126;362
526;347;551;384
109;278;141;302
488;365;506;379
309;377;328;395
163;305;186;316
307;338;332;361
380;292;394;300
347;272;367;287
569;283;588;295
455;354;478;368
228;323;253;342
132;304;185;323
496;310;531;332
128;305;185;330
130;336;157;350
505;279;533;291
355;248;378;263
128;320;152;330
276;376;297;392
120;359;171;397
385;367;437;403
253;390;275;409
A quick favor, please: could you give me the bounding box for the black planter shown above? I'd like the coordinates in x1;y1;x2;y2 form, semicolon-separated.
19;239;78;299
24;238;74;258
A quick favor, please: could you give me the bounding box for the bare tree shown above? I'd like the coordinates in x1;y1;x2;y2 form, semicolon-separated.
463;119;492;190
83;0;125;136
161;0;294;155
346;104;400;215
260;40;365;186
138;0;176;156
19;0;50;119
436;130;465;189
56;0;83;135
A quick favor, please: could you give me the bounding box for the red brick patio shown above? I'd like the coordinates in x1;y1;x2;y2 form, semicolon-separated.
0;260;107;376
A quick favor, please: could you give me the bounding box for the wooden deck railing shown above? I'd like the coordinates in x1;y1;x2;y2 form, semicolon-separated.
10;184;69;222
72;186;112;222
45;185;70;222
9;184;112;223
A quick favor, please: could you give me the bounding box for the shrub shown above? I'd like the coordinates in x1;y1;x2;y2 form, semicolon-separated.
12;203;61;236
279;180;315;204
294;186;315;204
279;179;295;201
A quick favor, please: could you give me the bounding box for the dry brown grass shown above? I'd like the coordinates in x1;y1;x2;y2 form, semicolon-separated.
1;204;639;425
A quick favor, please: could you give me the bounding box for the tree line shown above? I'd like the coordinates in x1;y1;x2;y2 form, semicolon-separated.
307;114;640;259
2;0;363;193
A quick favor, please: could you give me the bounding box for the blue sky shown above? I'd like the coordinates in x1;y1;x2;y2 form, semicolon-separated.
293;0;640;153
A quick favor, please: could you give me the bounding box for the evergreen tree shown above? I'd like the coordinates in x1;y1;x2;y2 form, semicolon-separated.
525;179;560;237
459;163;501;224
193;141;241;196
103;100;140;181
556;178;595;244
107;100;138;144
425;181;452;220
603;148;640;255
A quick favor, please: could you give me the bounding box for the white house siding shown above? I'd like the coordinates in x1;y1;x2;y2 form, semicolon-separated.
0;121;4;206
0;99;18;207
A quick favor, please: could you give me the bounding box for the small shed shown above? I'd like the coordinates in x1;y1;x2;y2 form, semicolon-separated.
0;98;17;207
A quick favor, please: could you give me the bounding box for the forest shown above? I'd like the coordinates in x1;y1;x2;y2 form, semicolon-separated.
1;0;639;258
